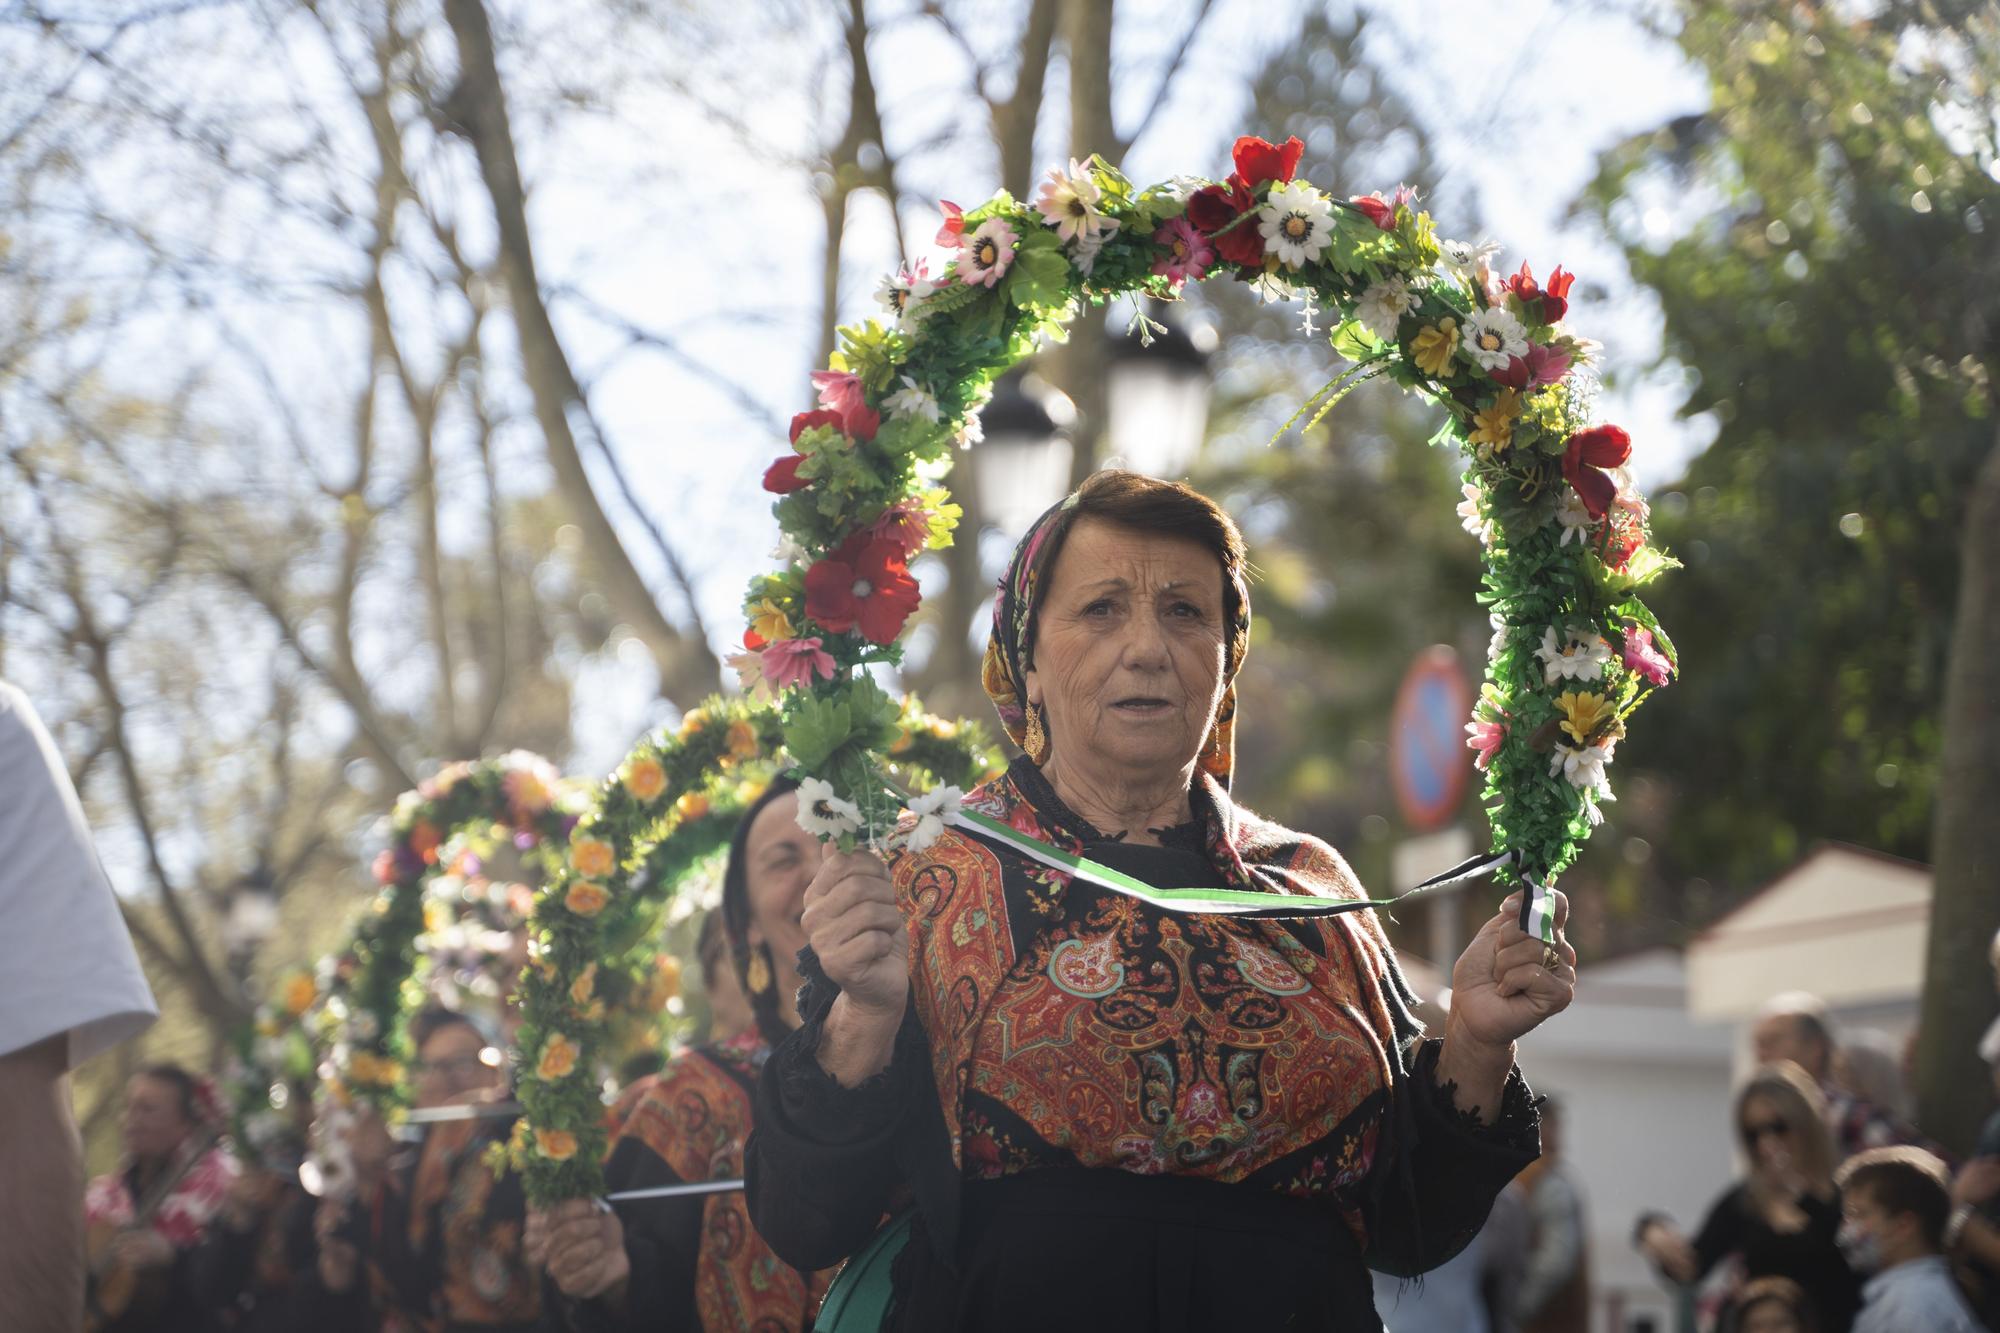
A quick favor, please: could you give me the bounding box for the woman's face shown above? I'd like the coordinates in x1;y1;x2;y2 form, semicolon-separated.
1024;519;1229;787
1739;1094;1796;1171
744;792;817;992
122;1075;194;1163
412;1022;499;1109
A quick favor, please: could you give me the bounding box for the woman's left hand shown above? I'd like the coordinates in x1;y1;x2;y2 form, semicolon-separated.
1447;889;1577;1050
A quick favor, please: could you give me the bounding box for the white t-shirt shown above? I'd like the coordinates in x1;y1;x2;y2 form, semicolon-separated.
0;681;158;1066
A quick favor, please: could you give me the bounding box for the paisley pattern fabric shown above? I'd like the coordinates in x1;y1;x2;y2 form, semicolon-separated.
85;1139;240;1249
884;759;1411;1241
978;491;1250;789
407;1115;544;1326
619;1029;833;1332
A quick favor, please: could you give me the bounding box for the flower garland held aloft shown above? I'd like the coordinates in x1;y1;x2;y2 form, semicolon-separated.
736;137;1676;899
313;751;576;1110
511;695;1000;1202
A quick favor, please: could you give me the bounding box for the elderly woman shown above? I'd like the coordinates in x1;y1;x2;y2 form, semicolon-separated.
745;470;1576;1332
531;779;834;1331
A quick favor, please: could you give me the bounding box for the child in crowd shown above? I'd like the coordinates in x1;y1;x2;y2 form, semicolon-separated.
1835;1147;1981;1333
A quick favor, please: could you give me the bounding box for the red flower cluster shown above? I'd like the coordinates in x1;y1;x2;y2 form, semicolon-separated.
1186;135;1304;268
1561;424;1633;519
762;391;883;496
804;535;921;644
1349;194;1396;231
1507;263;1575;324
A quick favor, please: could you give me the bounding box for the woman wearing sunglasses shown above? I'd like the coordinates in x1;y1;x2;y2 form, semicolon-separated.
1636;1063;1863;1332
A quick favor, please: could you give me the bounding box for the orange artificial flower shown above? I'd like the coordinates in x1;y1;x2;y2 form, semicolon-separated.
674;791;711;822
279;972;317;1017
724;719;759;763
535;1128;578;1161
570;836;614;879
538;1033;579;1081
564;881;610;918
570;963;598;1008
624;757;667;803
407;820;442;864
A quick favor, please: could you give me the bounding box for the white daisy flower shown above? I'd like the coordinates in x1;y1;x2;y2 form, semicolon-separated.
1535;625;1613;685
1462;306;1530;372
1250;271;1296;305
1258;181;1336;269
1439;238;1500;280
1555;490;1595;546
954;411;985;449
1035;157;1114;244
795;776;863;840
1548;741;1617;798
1457;480;1494;545
875;259;941;333
1355;276;1418;343
903;784;964;853
1488;613;1510;665
883;375;942;423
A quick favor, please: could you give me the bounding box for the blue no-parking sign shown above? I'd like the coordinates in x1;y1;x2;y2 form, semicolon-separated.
1389;646;1474;832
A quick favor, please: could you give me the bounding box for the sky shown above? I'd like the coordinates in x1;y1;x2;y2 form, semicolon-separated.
520;0;1716;769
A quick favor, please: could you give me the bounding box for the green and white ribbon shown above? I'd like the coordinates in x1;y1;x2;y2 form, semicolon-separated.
944;804;1540;926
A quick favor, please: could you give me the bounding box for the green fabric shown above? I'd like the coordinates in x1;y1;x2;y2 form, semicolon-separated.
813;1212;914;1333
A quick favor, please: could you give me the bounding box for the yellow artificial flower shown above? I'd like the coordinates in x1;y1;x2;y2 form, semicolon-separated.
570;836;614;879
1555;690;1616;746
564;880;611;918
1412;317;1460;377
570;963;598;1008
534;1128;578;1161
725;718;759;763
747;599;795;646
674;791;711;822
424;899;452;934
1469;389;1523;451
677;708;708;740
537;1033;579;1081
280;972;317;1018
623;756;667;804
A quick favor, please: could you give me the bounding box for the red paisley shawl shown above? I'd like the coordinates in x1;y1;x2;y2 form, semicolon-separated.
619;1030;834;1331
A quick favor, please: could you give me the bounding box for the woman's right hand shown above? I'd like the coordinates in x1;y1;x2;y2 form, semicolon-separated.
1637;1219;1697;1284
530;1200;629;1303
803;849;909;1018
802;849;909;1087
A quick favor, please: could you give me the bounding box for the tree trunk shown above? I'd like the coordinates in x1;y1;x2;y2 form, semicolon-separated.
439;0;718;708
1915;422;2000;1155
1058;0;1114;491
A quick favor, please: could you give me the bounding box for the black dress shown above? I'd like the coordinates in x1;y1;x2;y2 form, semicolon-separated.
745;762;1541;1332
1689;1183;1863;1332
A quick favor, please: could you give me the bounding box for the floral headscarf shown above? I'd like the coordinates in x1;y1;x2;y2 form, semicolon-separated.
978;488;1251;788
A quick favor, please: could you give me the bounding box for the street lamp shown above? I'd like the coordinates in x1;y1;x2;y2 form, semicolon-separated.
1102;305;1216;480
222;866;280;988
971;366;1075;538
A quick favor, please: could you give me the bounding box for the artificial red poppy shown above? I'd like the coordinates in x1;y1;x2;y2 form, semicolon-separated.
804;536;922;644
1186;176;1264;267
1561;425;1633;519
1230;134;1304;188
1597;508;1644;570
763;455;810;494
790;409;844;444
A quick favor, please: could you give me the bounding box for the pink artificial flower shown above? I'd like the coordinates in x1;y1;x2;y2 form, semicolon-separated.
1391;183;1418;210
865;498;932;557
1464;719;1506;771
1491;342;1574;390
1151;216;1215;285
761;637;837;692
935;200;965;247
809;369;880;441
371;849;397;885
960;218;1018;288
1622;625;1673;686
726;648;772;701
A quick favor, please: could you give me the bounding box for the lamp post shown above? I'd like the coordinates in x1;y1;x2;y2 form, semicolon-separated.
971;367;1076;538
1101;306;1216;481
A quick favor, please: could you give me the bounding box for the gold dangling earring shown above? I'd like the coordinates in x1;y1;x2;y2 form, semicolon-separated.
1024;703;1049;765
745;946;772;995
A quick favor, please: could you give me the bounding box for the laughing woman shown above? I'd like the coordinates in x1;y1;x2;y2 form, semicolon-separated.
745;470;1578;1333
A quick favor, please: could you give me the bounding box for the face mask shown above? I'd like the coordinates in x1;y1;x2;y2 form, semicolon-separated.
1836;1220;1883;1274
